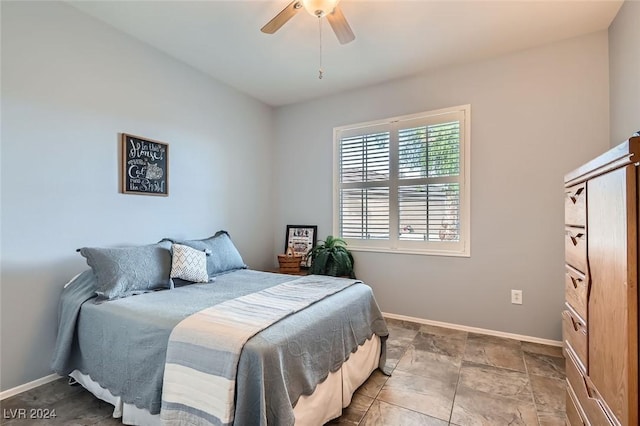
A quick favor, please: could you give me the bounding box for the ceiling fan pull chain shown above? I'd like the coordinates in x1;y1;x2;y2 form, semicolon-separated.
318;17;324;79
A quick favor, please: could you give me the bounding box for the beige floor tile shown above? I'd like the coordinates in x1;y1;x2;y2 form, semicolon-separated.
327;393;374;425
395;346;461;382
458;361;533;403
386;324;420;347
451;385;539;426
530;374;566;416
411;330;467;359
521;341;564;358
538;412;566;426
384;318;422;331
385;323;420;371
385;342;409;371
360;400;448;426
419;324;468;338
356;369;389;399
467;333;522;348
463;333;526;372
524;352;565;379
377;368;456;421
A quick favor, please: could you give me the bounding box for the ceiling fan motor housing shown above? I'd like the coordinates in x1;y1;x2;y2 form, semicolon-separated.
302;0;340;17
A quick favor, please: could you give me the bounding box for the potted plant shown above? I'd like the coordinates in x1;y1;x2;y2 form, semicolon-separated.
307;235;355;278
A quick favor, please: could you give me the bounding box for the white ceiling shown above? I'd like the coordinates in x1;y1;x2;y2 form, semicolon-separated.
67;0;623;107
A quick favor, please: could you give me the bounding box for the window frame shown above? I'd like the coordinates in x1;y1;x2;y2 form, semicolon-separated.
332;104;471;257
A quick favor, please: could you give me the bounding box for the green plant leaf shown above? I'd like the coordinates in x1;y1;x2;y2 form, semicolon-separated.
309;250;329;275
309;235;354;277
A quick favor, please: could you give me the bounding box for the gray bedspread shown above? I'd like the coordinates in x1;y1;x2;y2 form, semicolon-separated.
51;269;388;424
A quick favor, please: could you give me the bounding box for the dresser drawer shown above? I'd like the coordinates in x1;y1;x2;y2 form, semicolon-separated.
565;227;587;272
562;306;587;369
565;183;586;227
565;346;614;426
566;385;586;426
565;265;588;321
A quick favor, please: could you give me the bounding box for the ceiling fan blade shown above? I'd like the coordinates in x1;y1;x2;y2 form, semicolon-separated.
261;1;302;34
327;5;355;44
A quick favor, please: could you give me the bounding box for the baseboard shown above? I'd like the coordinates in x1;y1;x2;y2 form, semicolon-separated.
382;312;563;347
0;373;62;401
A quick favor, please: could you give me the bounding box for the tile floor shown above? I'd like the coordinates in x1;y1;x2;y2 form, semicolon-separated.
330;318;566;425
0;318;566;425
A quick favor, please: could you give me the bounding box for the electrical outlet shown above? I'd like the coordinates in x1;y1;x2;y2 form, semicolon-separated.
511;289;523;305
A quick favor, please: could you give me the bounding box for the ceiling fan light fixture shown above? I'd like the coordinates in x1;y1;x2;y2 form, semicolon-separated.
301;0;340;18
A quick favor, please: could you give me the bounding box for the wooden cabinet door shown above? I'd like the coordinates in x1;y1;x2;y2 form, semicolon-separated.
586;165;639;426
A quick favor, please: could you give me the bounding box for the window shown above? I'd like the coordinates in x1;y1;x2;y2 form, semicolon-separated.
333;105;470;256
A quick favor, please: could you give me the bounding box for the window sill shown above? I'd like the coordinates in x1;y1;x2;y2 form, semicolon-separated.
348;246;470;258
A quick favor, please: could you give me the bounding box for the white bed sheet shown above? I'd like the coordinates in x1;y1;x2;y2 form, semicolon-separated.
70;334;381;426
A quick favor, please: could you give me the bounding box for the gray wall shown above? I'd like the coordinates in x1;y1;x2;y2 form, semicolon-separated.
0;1;275;392
272;32;611;341
609;0;640;145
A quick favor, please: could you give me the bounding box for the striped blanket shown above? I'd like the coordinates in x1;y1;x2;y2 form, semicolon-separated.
159;275;357;426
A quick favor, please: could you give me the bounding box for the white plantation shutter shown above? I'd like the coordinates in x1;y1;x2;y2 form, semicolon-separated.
339;129;390;240
340;187;389;239
340;132;389;183
334;105;470;256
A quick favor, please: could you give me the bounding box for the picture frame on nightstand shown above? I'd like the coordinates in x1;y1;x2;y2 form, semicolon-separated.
284;225;317;268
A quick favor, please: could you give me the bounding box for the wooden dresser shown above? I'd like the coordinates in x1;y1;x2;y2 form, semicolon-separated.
563;136;639;426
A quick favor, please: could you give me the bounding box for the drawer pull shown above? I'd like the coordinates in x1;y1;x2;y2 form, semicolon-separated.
568;232;585;246
568;187;585;204
570;276;582;289
571;316;583;331
565;308;585;332
584;377;595;399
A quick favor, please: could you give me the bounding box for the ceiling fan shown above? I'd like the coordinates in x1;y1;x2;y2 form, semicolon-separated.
261;0;355;45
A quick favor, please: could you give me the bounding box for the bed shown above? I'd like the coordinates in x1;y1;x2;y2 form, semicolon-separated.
51;267;389;426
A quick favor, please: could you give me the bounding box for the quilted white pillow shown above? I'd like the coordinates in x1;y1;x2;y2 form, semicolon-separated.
170;243;209;283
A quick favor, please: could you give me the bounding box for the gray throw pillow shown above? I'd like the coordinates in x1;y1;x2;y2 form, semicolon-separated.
167;231;246;278
79;241;172;300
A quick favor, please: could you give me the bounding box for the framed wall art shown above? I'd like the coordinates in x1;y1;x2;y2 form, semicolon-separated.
121;133;169;196
284;225;317;268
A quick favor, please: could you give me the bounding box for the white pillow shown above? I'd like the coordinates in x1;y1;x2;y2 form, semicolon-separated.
170;243;209;283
